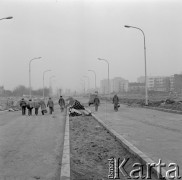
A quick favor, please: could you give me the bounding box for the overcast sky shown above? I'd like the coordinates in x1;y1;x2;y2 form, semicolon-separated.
1;0;182;91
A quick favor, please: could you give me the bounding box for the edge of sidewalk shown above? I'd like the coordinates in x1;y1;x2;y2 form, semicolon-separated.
60;108;71;180
91;112;170;180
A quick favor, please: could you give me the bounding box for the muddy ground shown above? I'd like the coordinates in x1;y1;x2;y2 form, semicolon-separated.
70;116;158;180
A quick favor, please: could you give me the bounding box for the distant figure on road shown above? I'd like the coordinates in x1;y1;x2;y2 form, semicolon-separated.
33;99;40;116
47;97;54;114
93;94;100;112
27;99;34;116
20;98;27;115
113;94;119;112
58;96;65;112
39;99;47;115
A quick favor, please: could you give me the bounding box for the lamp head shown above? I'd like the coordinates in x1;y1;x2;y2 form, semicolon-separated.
6;16;13;19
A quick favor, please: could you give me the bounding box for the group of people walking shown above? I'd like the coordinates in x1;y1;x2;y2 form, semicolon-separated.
92;94;120;112
19;96;65;116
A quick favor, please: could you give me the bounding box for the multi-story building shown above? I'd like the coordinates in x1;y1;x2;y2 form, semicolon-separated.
169;75;174;92
173;74;182;93
111;77;129;93
0;86;4;96
137;76;145;83
137;76;170;92
100;77;129;94
128;82;145;92
100;79;110;94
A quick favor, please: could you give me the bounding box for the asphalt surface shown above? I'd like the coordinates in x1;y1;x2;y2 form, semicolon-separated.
0;106;66;180
78;97;182;176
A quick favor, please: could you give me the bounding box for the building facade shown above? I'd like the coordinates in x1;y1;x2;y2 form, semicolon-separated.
100;77;129;94
137;76;170;92
128;82;145;92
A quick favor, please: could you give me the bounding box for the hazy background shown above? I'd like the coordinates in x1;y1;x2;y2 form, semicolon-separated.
0;0;182;92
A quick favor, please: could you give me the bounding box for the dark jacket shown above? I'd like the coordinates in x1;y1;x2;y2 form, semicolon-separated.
47;99;54;108
113;95;119;105
20;99;27;107
58;98;65;106
34;101;40;109
27;100;34;109
39;100;46;111
94;96;100;106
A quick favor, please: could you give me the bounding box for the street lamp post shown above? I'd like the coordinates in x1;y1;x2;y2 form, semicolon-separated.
29;57;42;99
43;69;51;99
98;58;110;95
124;25;148;105
88;70;97;90
83;76;90;93
0;16;13;98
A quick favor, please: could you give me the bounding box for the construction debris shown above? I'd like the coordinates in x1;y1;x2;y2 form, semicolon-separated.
66;97;91;117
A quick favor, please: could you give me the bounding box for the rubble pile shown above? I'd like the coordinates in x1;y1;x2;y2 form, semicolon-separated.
66;97;91;117
0;97;21;111
119;97;182;111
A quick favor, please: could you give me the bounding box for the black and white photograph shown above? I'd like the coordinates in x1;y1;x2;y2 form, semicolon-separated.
0;0;182;179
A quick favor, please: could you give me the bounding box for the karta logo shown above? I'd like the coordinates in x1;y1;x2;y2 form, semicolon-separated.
108;157;181;179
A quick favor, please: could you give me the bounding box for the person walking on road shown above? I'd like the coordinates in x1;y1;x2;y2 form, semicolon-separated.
20;98;27;115
113;94;119;112
47;97;54;114
27;99;34;116
58;96;65;112
33;99;40;116
93;94;100;112
39;99;47;115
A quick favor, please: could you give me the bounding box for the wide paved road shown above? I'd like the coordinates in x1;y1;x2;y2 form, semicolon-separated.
78;97;182;175
0;106;66;180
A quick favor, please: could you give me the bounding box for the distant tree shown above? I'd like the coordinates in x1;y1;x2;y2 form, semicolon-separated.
12;85;29;96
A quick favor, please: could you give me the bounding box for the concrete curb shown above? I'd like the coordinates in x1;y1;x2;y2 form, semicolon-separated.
60;108;70;180
143;106;182;115
91;113;170;180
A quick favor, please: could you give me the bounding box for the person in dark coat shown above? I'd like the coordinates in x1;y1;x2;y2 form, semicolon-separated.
20;98;27;115
39;99;47;115
93;95;100;112
113;94;119;111
58;96;65;112
47;97;54;114
33;99;40;115
27;99;34;116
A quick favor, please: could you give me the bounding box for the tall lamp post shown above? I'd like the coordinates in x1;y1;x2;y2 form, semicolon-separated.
43;69;51;99
88;69;97;90
0;16;13;98
124;25;148;105
83;75;90;93
98;58;110;95
29;57;42;98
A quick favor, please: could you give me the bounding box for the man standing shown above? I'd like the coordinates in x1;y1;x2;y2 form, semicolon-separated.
47;97;54;114
39;99;47;115
33;99;40;116
93;94;100;112
58;96;65;112
113;94;119;112
20;98;27;115
27;99;34;116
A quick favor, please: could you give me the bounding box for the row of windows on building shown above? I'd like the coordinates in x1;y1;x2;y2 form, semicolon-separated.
100;74;182;94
